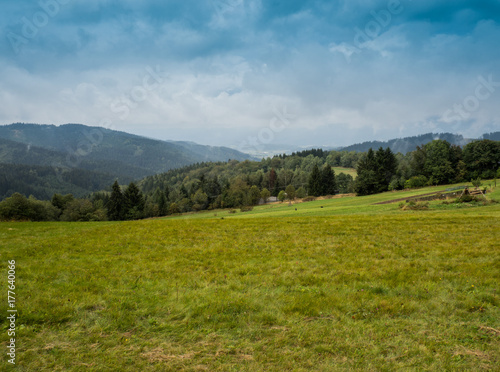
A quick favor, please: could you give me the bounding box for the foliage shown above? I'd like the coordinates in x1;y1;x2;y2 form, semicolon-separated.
321;165;337;195
122;182;145;220
471;177;482;189
308;164;322;197
60;199;107;222
0;193;59;221
107;181;124;221
336;173;355;194
463;139;500;179
404;175;428;189
285;184;296;200
278;190;286;202
399;201;429;210
260;188;271;203
296;186;307;198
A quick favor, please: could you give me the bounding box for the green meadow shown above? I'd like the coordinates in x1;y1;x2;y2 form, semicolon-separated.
1;184;499;371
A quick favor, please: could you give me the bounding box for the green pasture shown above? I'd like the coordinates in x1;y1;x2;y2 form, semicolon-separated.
0;182;499;371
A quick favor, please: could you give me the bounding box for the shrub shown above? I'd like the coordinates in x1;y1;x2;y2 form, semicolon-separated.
0;193;59;221
296;187;307;198
404;175;428;189
399;201;429;210
302;196;316;202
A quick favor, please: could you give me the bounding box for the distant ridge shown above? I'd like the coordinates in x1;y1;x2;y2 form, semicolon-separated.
0;123;251;175
0;123;252;199
340;133;474;154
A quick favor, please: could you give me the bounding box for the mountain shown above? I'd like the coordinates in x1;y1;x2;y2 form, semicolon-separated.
0;163;120;200
0;123;251;172
0;123;252;199
340;133;472;154
482;132;500;141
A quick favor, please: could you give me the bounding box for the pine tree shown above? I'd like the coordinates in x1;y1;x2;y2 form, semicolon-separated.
123;182;145;220
374;147;397;193
108;180;123;221
355;149;378;196
158;191;167;216
321;165;337;195
308;164;322;196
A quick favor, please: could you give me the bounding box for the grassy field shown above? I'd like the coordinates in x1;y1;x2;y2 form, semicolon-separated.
332;167;357;178
1;183;499;371
171;182;500;220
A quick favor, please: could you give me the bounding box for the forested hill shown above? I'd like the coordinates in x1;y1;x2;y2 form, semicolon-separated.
340;133;471;154
482;132;500;141
0;123;252;199
0;123;251;172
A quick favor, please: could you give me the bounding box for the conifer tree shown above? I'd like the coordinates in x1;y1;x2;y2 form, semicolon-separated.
123;182;145;220
321;165;337;195
108;181;124;221
355;149;378;196
308;164;322;196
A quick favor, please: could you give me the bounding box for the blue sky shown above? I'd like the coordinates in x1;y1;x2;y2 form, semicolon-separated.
1;0;499;148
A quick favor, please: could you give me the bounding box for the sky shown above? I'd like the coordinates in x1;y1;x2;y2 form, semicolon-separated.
1;0;500;150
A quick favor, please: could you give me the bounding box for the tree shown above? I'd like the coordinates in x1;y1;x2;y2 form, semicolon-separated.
248;185;261;205
355;149;378;196
321;165;337;195
296;186;307;198
107;181;124;220
463;140;500;179
225;178;250;207
51;193;74;211
192;189;208;209
268;168;277;194
374;147;397;193
261;188;271;203
169;202;180;214
158;191;167;216
308;164;322;197
336;173;354;194
423;140;455;185
278;190;286;202
0;193;58;221
285;184;296;201
60;199;107;222
123;182;145;220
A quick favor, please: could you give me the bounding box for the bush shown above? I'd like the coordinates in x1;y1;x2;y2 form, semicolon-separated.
296;187;307;198
240;206;253;212
404;175;428;189
60;199;107;222
302;196;316;202
399;201;429;210
0;193;59;221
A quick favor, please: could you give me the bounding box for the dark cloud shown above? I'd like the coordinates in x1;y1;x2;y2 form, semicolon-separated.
0;0;499;146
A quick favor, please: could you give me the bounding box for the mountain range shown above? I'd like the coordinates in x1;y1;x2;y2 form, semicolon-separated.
339;132;500;153
0;123;251;199
1;123;499;200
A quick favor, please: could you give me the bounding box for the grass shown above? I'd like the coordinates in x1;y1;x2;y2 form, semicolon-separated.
171;182;500;220
332;167;357;178
1;182;499;371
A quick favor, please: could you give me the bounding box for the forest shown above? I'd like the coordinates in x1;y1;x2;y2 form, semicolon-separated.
1;139;499;221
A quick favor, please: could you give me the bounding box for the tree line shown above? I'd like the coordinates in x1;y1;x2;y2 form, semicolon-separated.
1;139;499;221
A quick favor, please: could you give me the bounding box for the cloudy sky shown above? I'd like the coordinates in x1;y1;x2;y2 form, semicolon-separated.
1;0;500;149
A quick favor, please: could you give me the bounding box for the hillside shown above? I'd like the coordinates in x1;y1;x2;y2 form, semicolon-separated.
0;163;121;200
341;133;471;154
0;123;252;172
0;123;253;198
